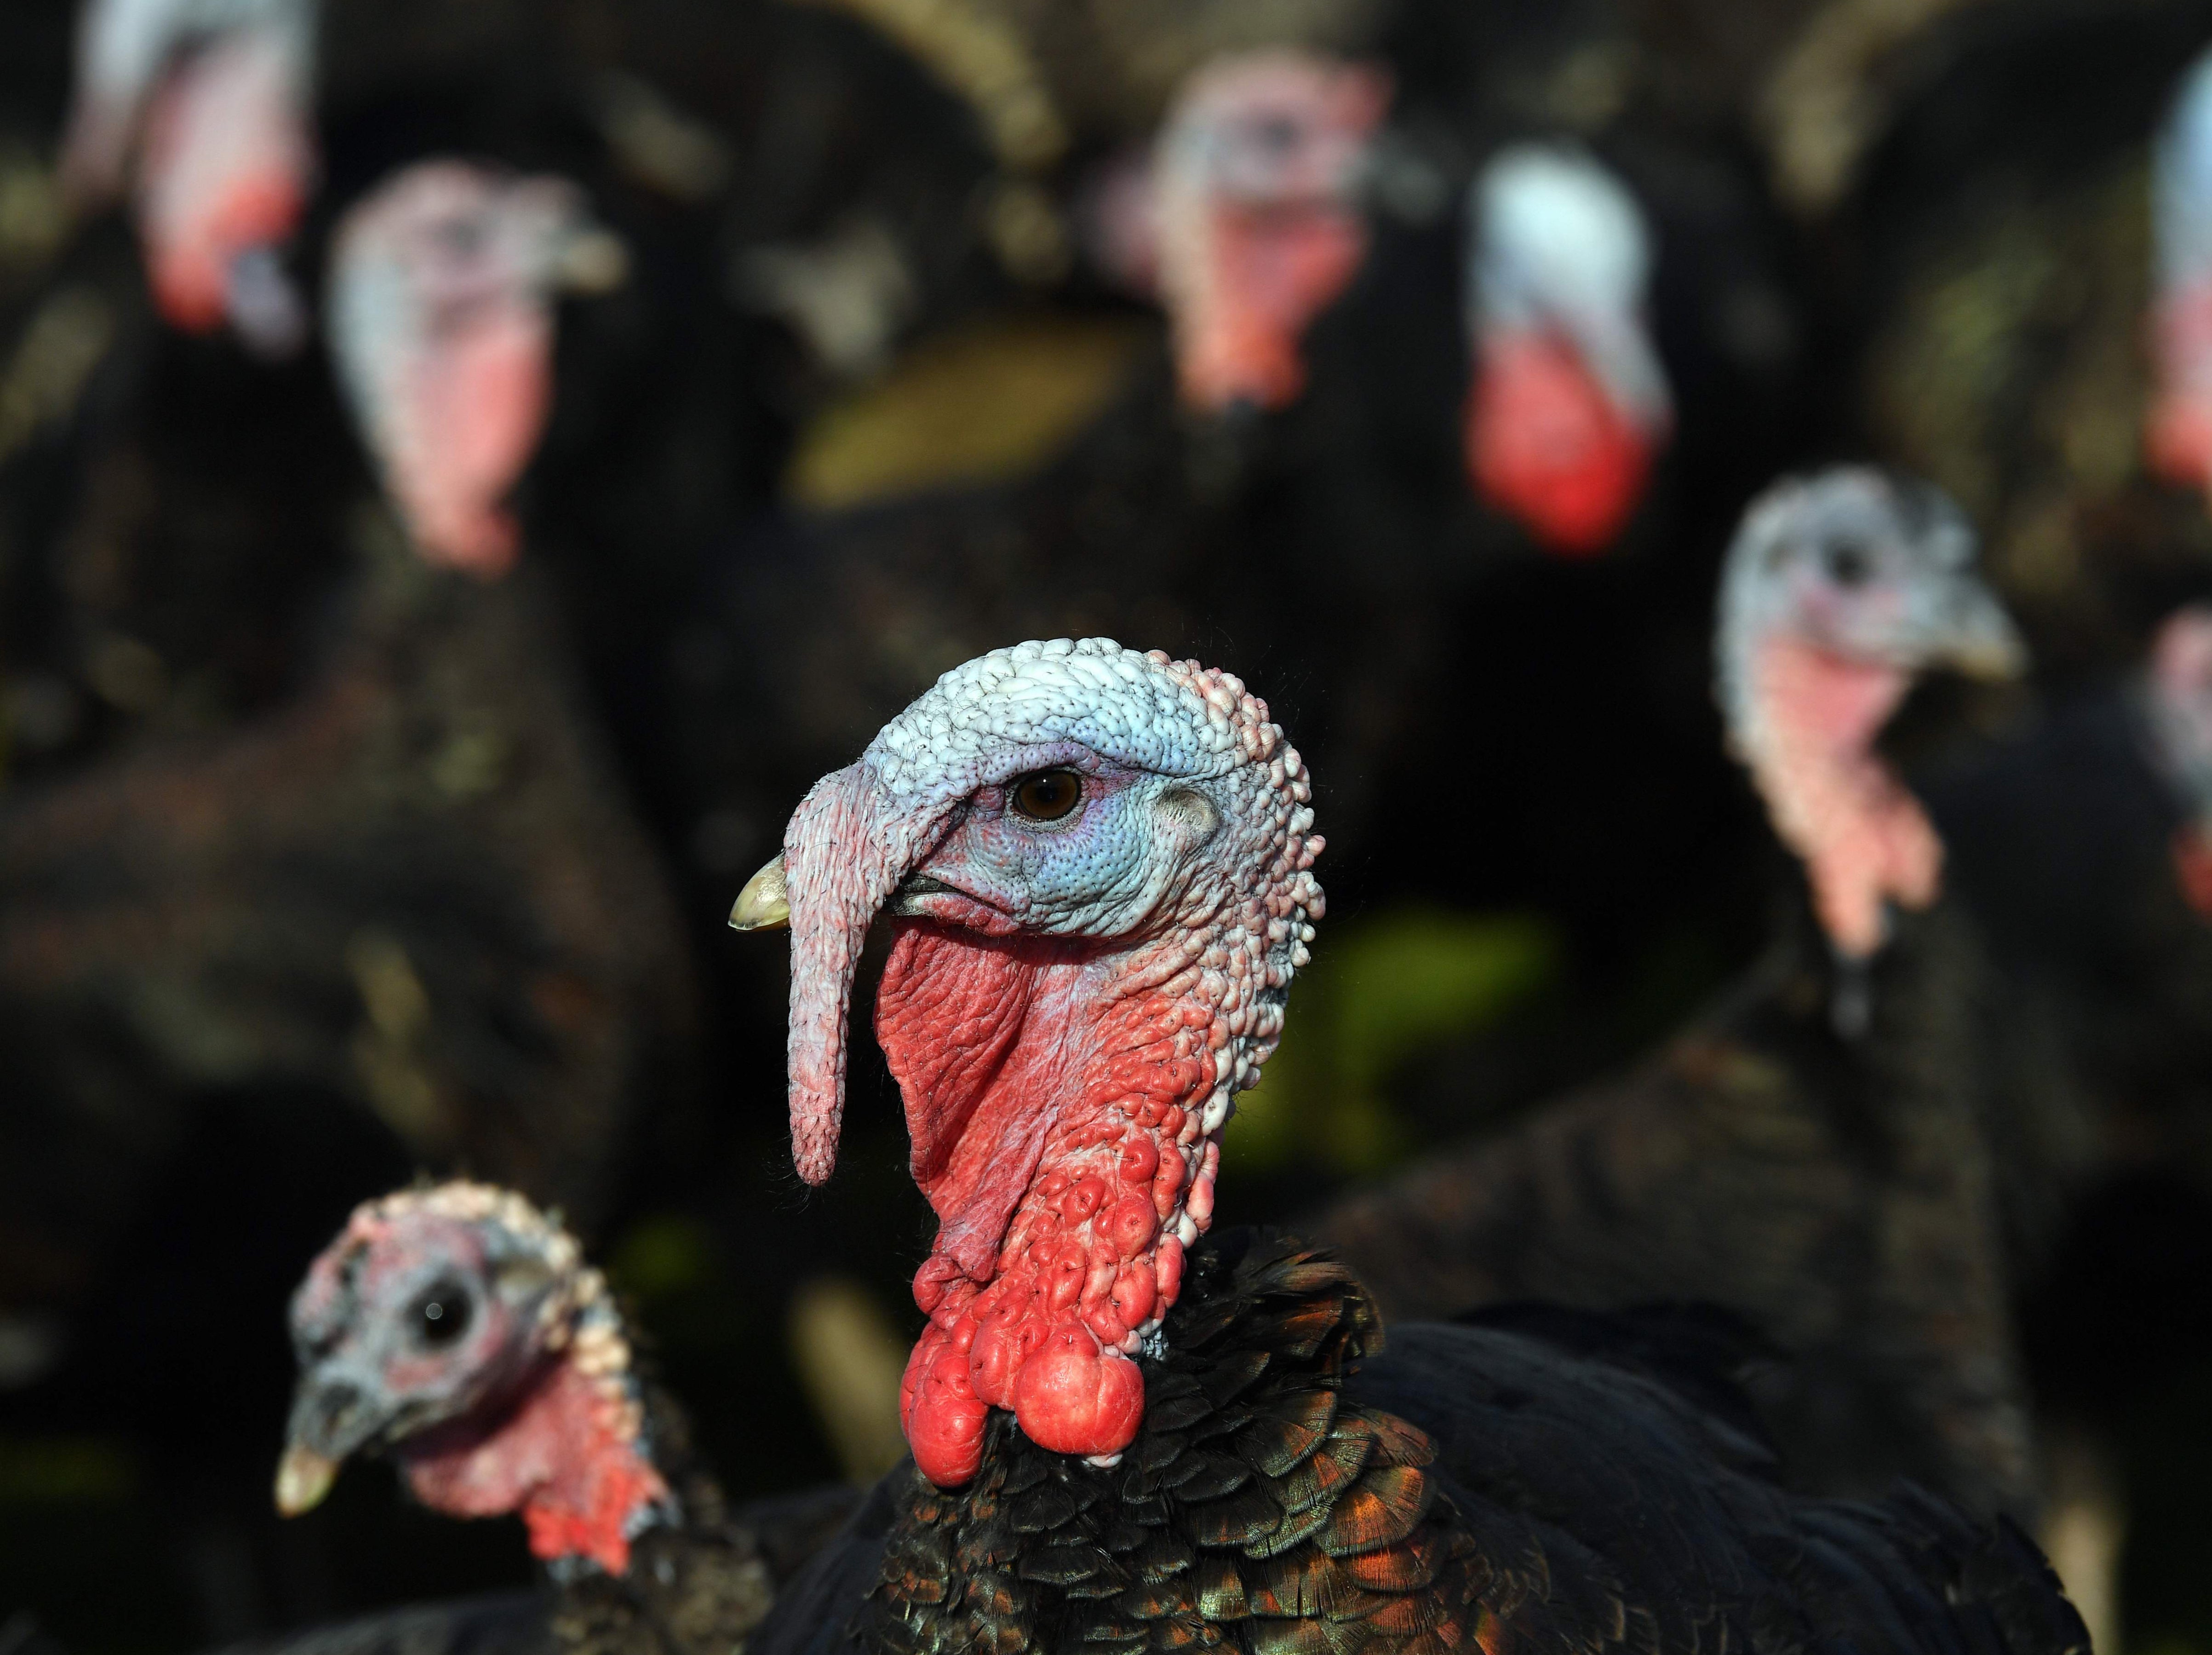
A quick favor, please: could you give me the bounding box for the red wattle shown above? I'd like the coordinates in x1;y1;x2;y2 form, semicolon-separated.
2172;826;2212;921
1467;330;1654;556
1178;206;1369;413
876;922;1220;1484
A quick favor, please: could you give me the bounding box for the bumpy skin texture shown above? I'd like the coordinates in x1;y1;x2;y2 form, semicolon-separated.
329;164;605;577
751;1232;2086;1655
285;1182;791;1655
778;638;1323;1484
1316;469;2044;1517
1151;53;1389;413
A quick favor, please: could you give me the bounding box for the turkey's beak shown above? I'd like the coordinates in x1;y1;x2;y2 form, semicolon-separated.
767;764;951;1186
275;1366;388;1515
274;1443;338;1517
728;854;790;931
1928;573;2027;682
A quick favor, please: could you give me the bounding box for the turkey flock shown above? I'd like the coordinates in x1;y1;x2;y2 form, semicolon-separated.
9;0;2212;1653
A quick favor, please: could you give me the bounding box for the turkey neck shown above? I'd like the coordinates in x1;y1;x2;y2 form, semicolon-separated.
398;1307;674;1576
876;916;1236;1487
1736;635;1942;960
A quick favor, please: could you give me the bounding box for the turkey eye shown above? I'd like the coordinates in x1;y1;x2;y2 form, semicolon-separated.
413;1284;472;1346
1009;769;1082;822
1826;543;1872;586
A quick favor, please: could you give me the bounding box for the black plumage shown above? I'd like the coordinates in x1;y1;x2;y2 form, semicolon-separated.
757;1231;2085;1655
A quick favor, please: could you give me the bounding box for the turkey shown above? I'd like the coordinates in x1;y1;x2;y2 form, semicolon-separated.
57;0;316;353
718;633;2084;1655
0;144;691;1303
1310;467;2046;1518
269;1179;860;1655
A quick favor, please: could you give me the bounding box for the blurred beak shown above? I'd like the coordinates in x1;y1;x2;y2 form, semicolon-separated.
274;1443;339;1517
558;228;630;295
1932;576;2028;681
274;1368;385;1517
728;854;790;931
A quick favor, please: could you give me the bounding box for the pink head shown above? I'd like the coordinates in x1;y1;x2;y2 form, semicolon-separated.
276;1181;672;1577
2149;49;2212;498
327;162;627;578
1464;144;1671;556
737;639;1323;1485
1716;469;2024;962
1151;51;1390;414
2143;604;2212;917
61;0;316;352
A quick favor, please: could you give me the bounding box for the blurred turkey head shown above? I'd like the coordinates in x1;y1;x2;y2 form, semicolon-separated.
733;639;1322;1488
2143;603;2212;917
277;1181;673;1575
61;0;316;354
2151;49;2212;500
1465;144;1670;557
328;162;628;579
1146;51;1390;414
1716;469;2023;964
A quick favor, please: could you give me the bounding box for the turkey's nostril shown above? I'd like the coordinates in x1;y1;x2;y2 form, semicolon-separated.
312;1381;367;1442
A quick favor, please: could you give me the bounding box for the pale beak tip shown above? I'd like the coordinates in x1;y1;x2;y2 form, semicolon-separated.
729;853;791;932
274;1444;339;1517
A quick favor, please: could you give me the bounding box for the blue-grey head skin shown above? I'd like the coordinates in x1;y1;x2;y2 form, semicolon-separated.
1714;466;2025;753
745;637;1323;1187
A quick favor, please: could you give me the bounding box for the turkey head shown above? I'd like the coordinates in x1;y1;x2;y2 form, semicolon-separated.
1147;52;1390;415
1716;469;2024;965
276;1181;673;1575
1464;144;1671;557
737;640;1324;1486
61;0;317;354
327;161;628;579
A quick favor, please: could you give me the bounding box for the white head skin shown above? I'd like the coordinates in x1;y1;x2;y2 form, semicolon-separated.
1464;144;1672;556
1716;469;2024;964
327;162;627;578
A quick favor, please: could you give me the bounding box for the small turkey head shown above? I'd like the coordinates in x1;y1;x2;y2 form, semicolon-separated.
1717;469;2024;964
1465;144;1671;557
61;0;316;353
737;639;1324;1486
1151;51;1390;414
327;162;628;579
2142;604;2212;918
277;1181;673;1576
2149;48;2212;499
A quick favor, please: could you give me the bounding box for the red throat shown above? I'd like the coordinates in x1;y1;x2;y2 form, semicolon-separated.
1174;205;1369;412
2149;281;2212;492
1466;329;1654;555
876;923;1221;1485
397;1355;669;1575
1744;636;1941;960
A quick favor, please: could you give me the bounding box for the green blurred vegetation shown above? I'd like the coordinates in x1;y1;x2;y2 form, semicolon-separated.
1232;907;1561;1178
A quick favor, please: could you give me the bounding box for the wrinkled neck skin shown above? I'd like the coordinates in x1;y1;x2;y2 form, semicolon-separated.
1736;634;1940;962
397;1334;674;1577
880;916;1249;1487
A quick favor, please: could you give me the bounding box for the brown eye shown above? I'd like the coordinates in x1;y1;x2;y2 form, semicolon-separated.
1009;768;1083;822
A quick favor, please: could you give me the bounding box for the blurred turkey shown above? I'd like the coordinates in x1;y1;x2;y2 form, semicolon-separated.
722;634;2084;1655
1824;0;2212;675
57;0;316;353
0;154;690;1293
260;1181;859;1655
1313;468;2044;1518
